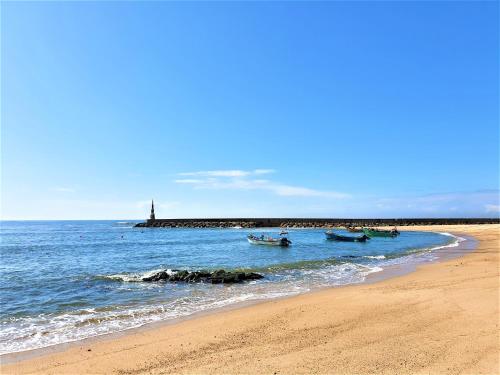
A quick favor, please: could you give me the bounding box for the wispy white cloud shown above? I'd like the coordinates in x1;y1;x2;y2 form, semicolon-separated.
253;169;276;175
175;169;349;199
485;204;500;213
271;185;348;198
178;169;275;178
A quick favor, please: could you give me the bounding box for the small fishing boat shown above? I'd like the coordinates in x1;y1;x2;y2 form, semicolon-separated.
346;226;363;233
325;231;370;242
363;227;400;238
247;234;291;247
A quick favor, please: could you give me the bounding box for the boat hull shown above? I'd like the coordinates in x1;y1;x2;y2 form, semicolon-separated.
325;232;369;242
247;236;291;247
362;228;399;238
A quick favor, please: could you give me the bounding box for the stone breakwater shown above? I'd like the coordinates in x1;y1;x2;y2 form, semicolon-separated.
136;220;258;228
142;269;264;284
134;218;499;229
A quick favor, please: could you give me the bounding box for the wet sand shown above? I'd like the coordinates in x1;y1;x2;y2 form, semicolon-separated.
2;224;499;374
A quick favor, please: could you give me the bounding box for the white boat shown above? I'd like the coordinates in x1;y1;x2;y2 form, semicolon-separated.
247;234;291;247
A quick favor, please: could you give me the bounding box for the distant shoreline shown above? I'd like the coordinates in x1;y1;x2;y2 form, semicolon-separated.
135;217;500;228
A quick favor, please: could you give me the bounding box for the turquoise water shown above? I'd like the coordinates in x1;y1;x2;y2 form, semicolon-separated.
0;221;462;354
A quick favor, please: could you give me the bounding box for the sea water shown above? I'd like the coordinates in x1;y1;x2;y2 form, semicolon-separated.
0;221;465;354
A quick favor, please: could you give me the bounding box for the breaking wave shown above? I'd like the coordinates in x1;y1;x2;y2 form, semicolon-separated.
96;268;175;282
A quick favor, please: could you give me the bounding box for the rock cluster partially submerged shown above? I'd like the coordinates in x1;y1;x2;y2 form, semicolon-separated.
142;269;264;284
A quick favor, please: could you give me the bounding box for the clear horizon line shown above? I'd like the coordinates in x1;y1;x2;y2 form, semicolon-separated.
1;217;499;222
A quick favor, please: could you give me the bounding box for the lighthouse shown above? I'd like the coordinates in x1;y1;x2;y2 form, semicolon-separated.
149;200;155;220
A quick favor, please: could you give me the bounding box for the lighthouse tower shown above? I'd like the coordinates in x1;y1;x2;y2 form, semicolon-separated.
149;200;156;221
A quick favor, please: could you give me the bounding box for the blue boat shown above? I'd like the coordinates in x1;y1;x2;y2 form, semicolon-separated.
325;231;370;242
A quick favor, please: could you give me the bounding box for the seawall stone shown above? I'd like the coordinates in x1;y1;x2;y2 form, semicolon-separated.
134;218;499;229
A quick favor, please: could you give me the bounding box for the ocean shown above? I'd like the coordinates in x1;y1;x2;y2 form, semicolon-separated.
0;221;466;355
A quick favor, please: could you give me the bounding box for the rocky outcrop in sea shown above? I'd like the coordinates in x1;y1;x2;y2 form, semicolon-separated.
142;269;264;284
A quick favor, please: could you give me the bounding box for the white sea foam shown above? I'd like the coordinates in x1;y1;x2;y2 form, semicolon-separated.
0;262;385;355
99;268;175;282
374;232;467;270
436;232;466;248
0;285;310;355
359;264;384;274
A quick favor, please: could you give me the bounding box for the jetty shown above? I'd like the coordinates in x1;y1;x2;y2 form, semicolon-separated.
135;218;499;228
134;201;499;228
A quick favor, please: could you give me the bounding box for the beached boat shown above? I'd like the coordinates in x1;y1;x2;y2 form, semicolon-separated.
325;231;370;242
247;234;291;247
346;226;363;233
363;227;400;238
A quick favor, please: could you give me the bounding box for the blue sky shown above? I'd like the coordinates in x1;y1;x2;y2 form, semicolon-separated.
1;1;499;220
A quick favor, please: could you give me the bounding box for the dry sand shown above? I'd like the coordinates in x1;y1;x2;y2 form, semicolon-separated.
2;224;499;374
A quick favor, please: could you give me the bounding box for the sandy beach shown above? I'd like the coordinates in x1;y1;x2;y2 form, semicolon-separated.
2;224;499;375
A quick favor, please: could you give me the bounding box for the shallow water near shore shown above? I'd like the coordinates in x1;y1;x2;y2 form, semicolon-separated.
0;221;466;355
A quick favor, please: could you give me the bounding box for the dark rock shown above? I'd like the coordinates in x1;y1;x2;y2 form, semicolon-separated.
142;270;169;282
212;269;226;277
222;275;236;283
169;270;189;282
245;272;264;280
140;269;264;284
